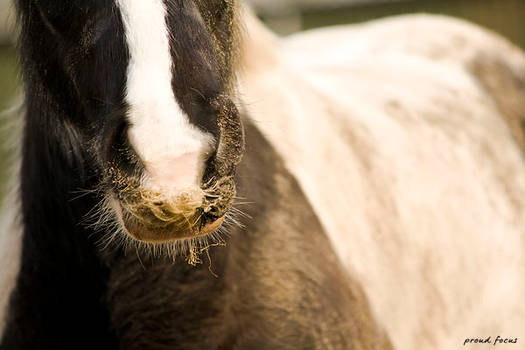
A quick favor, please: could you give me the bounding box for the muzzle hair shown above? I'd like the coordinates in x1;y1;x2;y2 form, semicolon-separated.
120;187;205;230
87;194;242;265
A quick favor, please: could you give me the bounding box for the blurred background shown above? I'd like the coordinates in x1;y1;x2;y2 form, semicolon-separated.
0;0;524;197
249;0;525;44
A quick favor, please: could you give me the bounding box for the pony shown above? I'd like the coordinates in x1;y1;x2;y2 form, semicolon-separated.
1;0;524;349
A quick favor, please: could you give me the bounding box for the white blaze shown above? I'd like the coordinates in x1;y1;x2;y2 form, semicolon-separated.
117;0;213;192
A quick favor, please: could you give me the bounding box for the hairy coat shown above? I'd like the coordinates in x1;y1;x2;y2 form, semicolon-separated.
1;2;525;350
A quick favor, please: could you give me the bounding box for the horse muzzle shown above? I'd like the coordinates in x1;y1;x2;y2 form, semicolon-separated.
104;94;244;243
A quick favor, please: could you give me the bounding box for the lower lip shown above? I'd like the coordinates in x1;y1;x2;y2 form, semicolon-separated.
200;217;225;235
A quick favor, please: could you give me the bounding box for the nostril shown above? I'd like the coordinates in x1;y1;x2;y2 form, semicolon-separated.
102;116;144;182
112;121;129;154
103;116;128;161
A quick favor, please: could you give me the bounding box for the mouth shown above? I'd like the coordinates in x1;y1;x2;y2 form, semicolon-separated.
201;216;225;235
111;180;235;243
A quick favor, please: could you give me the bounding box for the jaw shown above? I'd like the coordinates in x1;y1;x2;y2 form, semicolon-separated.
120;212;226;243
120;213;225;243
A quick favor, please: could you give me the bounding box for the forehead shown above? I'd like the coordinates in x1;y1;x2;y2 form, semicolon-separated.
36;0;231;25
32;0;235;58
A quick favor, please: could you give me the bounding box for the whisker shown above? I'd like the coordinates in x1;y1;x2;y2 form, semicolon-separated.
230;206;252;219
189;87;206;100
231;201;255;206
68;187;100;202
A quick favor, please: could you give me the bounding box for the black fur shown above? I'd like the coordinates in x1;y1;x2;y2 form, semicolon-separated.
2;1;125;347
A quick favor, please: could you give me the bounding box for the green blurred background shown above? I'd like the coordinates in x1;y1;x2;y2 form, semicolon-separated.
256;0;525;50
0;0;524;199
307;1;524;49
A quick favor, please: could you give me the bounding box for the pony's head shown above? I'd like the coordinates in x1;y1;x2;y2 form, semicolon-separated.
19;0;244;246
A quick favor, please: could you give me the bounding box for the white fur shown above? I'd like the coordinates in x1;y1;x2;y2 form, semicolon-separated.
240;13;525;350
117;0;213;193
